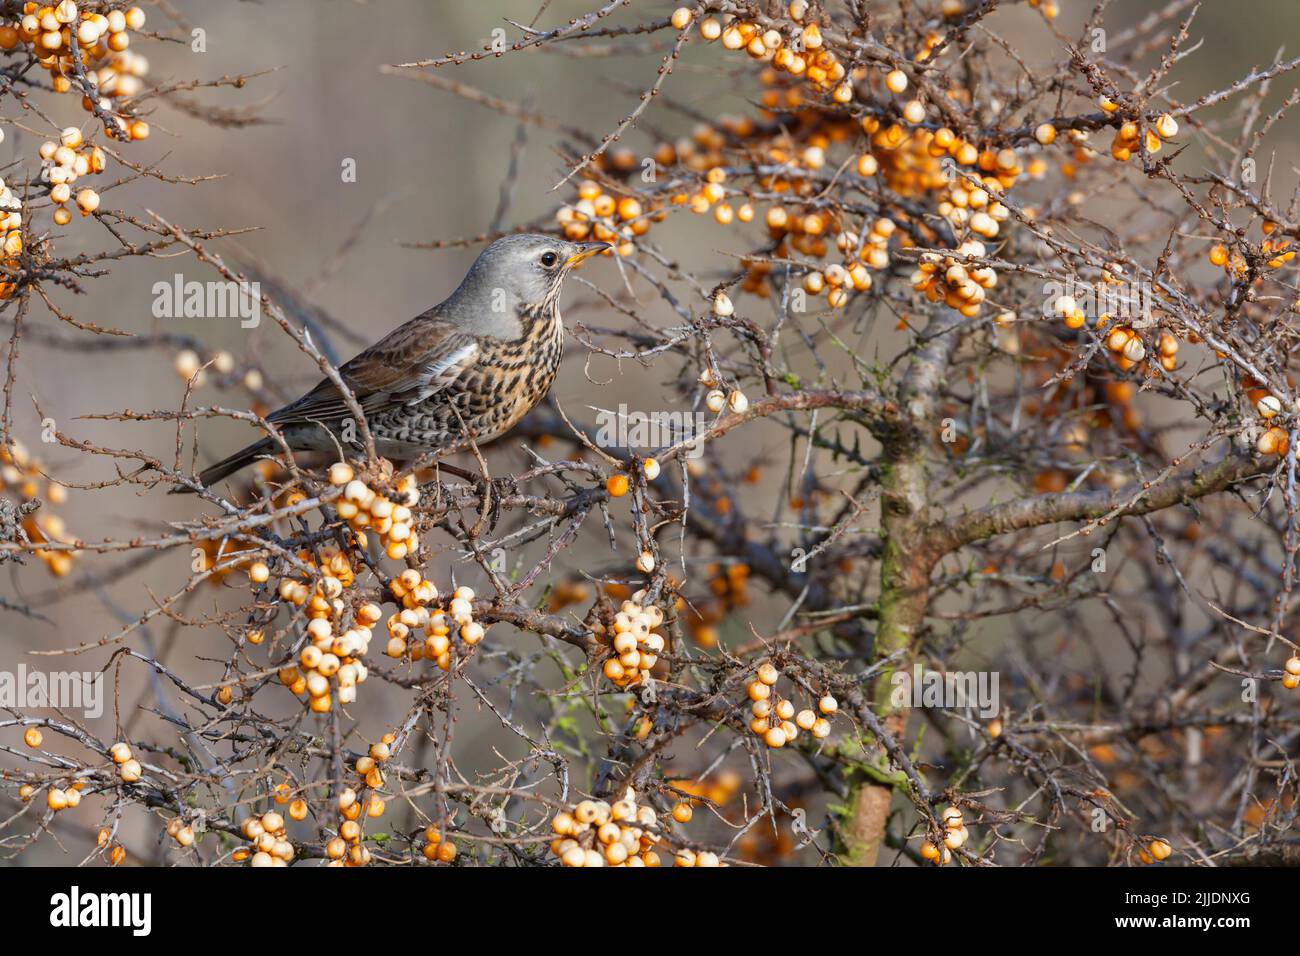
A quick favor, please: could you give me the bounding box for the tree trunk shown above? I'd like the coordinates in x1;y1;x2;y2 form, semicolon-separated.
838;311;960;866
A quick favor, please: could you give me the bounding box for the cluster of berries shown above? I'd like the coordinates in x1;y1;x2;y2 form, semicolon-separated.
1209;221;1295;278
420;825;458;864
231;810;296;867
911;244;1000;318
0;3;151;137
745;662;836;748
386;571;486;670
1;440;74;576
599;594;666;689
919;805;971;865
275;549;378;712
96;827;127;865
38;127;105;225
561;0;1051;324
699;361;749;415
681;4;849;105
548;788;709;867
322;735;395;867
604;457;662;499
172;349;263;395
1096;112;1178;164
0;177;23;299
555;179;656;258
328;462;421;561
23;740;141;808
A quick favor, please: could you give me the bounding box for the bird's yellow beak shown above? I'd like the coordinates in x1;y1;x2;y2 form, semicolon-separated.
565;242;611;268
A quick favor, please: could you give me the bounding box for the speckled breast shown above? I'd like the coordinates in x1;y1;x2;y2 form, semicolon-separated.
371;309;564;451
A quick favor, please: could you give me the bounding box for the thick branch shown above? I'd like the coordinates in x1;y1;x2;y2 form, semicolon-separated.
931;452;1268;555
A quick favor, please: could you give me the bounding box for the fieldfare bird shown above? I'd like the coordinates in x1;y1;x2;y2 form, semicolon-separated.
185;234;607;490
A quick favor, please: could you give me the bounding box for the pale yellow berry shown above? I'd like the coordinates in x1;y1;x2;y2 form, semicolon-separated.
173;350;201;380
1052;295;1077;318
1122;337;1146;363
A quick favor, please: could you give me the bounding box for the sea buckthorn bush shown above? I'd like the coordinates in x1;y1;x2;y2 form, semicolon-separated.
5;0;1300;869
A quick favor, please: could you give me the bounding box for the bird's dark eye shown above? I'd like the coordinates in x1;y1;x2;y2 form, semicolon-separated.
540;251;559;268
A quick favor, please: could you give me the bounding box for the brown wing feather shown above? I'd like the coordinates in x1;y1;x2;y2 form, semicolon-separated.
270;316;479;427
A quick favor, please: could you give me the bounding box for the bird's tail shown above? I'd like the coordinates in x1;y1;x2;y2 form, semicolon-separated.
170;438;275;494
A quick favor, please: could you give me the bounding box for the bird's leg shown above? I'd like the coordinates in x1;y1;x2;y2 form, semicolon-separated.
485;476;516;534
466;475;515;538
436;461;497;540
446;423;508;538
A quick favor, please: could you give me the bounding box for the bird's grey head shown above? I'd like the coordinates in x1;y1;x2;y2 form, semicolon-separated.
446;234;609;337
